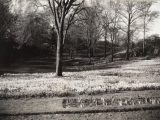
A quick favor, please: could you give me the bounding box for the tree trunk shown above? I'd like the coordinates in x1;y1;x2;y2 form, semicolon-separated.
126;16;131;61
88;35;92;64
126;31;130;60
55;35;63;77
111;33;114;62
143;18;146;56
92;43;95;58
89;44;92;64
104;30;107;58
113;31;116;59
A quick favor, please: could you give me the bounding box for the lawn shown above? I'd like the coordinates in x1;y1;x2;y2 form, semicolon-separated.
0;57;160;99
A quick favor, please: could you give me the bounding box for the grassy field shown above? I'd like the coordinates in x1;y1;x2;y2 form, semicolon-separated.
0;57;160;99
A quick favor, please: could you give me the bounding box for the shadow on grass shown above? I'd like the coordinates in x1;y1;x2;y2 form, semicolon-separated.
0;57;134;75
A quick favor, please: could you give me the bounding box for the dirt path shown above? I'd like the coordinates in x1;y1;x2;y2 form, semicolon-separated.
1;110;160;120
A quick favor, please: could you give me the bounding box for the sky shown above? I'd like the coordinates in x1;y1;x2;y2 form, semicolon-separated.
87;0;160;39
148;0;160;36
99;0;160;38
10;0;160;38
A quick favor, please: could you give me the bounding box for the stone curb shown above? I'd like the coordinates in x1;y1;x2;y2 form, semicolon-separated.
1;90;160;116
1;105;160;116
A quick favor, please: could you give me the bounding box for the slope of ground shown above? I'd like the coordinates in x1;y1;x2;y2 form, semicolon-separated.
0;57;160;99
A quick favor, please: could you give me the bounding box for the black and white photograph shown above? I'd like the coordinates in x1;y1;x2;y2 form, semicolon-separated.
0;0;160;119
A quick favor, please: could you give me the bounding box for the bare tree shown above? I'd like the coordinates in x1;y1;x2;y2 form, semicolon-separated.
118;0;143;60
102;9;111;58
108;0;120;62
80;4;102;64
47;0;84;76
139;1;159;56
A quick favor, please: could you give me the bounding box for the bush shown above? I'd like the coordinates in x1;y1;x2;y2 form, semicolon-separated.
0;39;16;66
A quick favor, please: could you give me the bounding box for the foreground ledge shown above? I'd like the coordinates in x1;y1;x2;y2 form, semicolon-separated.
0;90;160;116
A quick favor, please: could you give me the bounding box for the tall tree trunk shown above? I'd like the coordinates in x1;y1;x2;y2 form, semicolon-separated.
89;40;92;64
126;16;131;60
111;33;114;62
104;30;107;58
92;39;96;58
143;18;146;56
114;31;116;58
88;32;92;64
126;31;130;60
55;35;63;77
